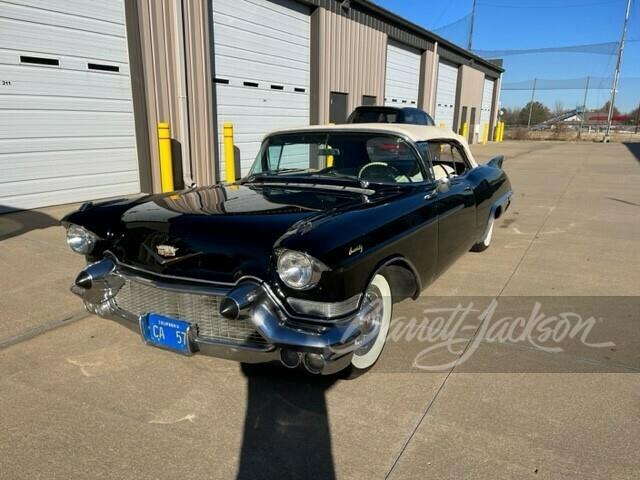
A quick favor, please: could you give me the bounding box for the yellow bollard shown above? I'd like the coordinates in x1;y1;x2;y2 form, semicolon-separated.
499;122;505;142
439;123;446;129
481;123;488;144
461;122;469;139
223;122;236;183
157;122;174;193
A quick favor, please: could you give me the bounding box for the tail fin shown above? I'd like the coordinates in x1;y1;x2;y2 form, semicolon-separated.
487;155;504;169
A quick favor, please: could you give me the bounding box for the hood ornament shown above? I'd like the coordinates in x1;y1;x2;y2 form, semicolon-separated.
157;244;178;258
143;243;201;265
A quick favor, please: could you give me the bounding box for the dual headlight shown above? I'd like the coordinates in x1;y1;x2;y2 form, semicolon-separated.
276;249;328;290
65;224;98;254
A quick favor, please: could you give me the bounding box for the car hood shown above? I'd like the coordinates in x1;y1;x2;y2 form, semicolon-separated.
66;183;379;284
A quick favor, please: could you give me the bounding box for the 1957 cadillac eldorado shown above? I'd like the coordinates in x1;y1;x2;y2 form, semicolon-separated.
63;124;511;375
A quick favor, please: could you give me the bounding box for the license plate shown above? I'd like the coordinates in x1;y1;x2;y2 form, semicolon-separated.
140;314;192;354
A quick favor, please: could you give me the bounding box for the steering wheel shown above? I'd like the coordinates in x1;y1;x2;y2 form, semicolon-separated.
358;162;410;183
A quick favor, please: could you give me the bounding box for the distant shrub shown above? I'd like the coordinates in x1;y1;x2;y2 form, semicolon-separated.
511;128;530;140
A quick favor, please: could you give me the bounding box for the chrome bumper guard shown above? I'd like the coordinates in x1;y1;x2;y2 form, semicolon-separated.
70;258;363;374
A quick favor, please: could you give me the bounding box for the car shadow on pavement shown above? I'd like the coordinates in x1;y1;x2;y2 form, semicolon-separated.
623;142;640;163
237;362;338;480
0;207;59;241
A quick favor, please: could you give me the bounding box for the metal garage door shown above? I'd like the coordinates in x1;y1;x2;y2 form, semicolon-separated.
0;0;139;212
384;41;420;107
212;0;310;176
479;78;494;127
434;61;458;131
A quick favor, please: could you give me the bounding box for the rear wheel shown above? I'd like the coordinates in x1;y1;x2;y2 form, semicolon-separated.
350;274;393;371
471;213;495;252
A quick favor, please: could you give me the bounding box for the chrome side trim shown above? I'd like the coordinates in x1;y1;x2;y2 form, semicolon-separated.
287;294;362;319
260;283;361;325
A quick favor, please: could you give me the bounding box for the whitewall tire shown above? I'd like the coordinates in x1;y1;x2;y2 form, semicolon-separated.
471;213;495;252
351;274;393;370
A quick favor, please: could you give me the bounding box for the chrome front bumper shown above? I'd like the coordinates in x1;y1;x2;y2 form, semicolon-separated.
71;258;364;374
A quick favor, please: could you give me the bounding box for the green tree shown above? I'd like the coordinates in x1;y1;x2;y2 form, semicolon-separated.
502;107;522;126
517;101;551;126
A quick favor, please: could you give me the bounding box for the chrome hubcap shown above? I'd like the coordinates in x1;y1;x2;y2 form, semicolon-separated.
354;285;384;355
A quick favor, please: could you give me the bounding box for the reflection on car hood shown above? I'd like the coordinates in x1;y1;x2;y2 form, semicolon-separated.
66;183;376;283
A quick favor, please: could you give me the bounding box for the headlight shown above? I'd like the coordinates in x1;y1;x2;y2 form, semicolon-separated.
276;249;327;290
66;224;98;254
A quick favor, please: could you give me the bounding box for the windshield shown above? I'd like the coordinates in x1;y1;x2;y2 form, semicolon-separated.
248;132;425;184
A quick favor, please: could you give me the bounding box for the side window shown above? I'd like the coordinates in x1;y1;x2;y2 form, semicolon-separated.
450;144;470;175
417;111;428;125
421;141;471;180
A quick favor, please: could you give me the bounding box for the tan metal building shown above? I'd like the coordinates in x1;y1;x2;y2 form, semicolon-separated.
1;0;503;211
125;0;503;194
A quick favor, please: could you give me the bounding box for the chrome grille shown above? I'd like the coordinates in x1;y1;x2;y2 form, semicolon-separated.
114;278;267;345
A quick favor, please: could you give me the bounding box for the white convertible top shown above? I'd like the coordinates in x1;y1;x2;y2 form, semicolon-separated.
265;123;478;167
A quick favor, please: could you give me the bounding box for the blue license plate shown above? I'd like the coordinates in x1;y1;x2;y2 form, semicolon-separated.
140;314;191;354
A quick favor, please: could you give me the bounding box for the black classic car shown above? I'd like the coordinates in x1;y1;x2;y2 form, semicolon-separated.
63;124;511;375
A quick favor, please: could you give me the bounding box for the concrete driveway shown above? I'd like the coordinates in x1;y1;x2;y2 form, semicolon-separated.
1;141;639;479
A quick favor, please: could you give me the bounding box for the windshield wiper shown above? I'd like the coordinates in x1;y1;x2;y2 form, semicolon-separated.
242;168;314;183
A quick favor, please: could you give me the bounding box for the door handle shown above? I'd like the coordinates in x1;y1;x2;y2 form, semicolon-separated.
463;186;472;192
424;190;438;200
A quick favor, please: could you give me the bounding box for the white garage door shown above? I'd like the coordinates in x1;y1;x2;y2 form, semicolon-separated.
384;41;420;107
479;78;495;127
434;61;459;131
0;0;139;212
212;0;310;176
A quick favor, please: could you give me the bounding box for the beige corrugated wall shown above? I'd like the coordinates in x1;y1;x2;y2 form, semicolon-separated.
311;8;387;124
457;65;485;143
131;0;215;192
182;0;215;186
418;48;437;115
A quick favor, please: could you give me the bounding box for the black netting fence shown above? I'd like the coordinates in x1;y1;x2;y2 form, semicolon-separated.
428;0;640;137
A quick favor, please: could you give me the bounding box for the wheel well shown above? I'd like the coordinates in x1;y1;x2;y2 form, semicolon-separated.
379;261;420;302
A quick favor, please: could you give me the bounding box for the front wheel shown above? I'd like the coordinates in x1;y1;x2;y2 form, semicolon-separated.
350;274;393;371
471;213;495;252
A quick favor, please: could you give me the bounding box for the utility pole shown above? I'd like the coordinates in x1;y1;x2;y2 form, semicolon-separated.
468;0;477;51
604;0;632;142
527;78;537;130
579;76;590;138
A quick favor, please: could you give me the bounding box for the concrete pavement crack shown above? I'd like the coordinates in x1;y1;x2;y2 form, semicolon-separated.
384;145;585;478
0;309;90;350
